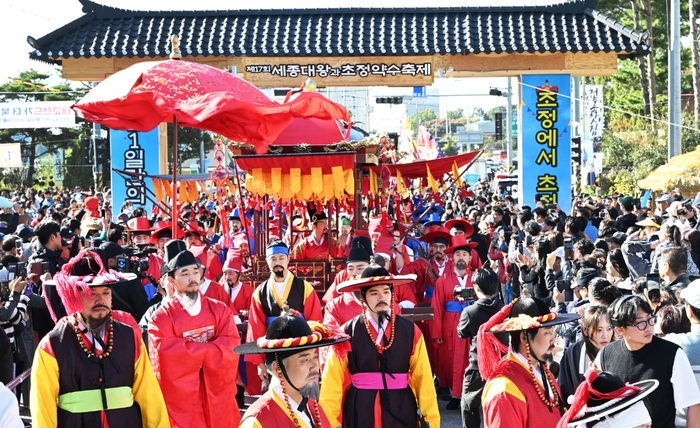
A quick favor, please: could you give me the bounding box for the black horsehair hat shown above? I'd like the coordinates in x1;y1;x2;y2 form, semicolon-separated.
561;370;658;426
162;239;201;276
234;312;350;365
346;236;373;264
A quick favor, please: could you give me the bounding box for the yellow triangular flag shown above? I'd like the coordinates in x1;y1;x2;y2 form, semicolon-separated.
426;164;438;192
452;161;463;186
396;168;405;194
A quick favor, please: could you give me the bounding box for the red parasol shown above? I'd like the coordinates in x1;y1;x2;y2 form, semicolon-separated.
73;36;349;232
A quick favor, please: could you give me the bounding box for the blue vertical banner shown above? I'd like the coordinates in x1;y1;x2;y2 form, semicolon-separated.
520;75;572;214
110;128;161;218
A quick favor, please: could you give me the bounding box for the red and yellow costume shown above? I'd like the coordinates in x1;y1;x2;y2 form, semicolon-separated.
321;314;440;428
430;268;473;398
482;352;563;428
148;294;241;428
31;316;169;428
240;384;333;428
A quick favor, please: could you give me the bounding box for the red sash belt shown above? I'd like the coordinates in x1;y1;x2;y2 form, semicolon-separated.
351;372;409;390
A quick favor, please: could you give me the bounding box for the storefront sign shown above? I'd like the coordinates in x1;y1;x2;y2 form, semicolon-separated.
0;101;75;129
244;56;434;87
521;74;572;214
110;128;160;218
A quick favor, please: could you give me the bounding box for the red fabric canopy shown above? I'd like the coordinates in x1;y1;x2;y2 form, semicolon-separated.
235;153;355;174
369;150;482;178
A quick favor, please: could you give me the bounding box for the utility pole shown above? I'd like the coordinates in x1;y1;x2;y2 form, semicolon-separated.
669;0;682;159
506;77;513;170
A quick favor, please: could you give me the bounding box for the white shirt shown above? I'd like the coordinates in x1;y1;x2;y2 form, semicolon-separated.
199;278;211;295
366;312;390;346
594;343;700;410
0;384;23;428
173;292;202;316
273;272;291;299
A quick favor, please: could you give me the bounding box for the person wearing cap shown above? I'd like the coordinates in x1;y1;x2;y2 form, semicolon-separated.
323;238;417;332
247;240;323;384
150;220;179;257
290;210;341;260
558;369;657;428
656;193;673;217
322;235;374;313
148;240;242;428
30;250;169;428
478;297;580;427
445;218;483;270
596;295;700;427
320;267;440;428
620;215;663;279
236;313;349;427
394;225;453;303
184;221;225;283
430;233;479;409
616;196;638;234
222;248;252;320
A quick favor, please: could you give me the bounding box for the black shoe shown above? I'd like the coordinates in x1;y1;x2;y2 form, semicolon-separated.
446;398;461;410
236;385;246;409
436;387;451;401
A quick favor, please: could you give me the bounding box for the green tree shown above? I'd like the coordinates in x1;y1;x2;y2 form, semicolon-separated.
447;108;463;120
165;125;215;173
0;70;87;188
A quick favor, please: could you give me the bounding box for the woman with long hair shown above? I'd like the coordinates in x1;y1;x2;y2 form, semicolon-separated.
607;248;632;291
558;305;614;402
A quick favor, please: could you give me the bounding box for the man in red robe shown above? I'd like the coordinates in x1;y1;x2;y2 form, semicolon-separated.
222;247;260;400
478;297;580;428
430;234;478;410
248;240;323;384
445;218;483;271
236;313;350;428
393;225;452;393
290;211;340;260
148;241;241;428
184;221;224;281
189;242;231;304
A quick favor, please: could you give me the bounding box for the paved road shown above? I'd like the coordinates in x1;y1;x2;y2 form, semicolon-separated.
438;400;464;428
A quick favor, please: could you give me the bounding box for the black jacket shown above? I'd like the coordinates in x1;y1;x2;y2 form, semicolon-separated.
615;213;638;234
457;296;506;371
28;244;65;334
558;340;586;402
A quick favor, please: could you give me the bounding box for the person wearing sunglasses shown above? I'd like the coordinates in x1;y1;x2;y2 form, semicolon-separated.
595;295;700;428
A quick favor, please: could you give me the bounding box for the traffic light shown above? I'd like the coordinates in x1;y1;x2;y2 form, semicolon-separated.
95;138;106;164
494;112;503;141
375;97;403;104
81;137;91;165
489;88;503;97
571;137;582;165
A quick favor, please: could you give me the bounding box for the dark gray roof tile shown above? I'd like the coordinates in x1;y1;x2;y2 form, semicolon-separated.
29;0;649;63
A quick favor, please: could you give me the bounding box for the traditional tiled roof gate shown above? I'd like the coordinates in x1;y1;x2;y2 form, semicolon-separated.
28;0;648;84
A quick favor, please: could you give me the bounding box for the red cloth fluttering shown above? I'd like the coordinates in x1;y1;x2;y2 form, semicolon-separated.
556;369;642;428
476;299;517;380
